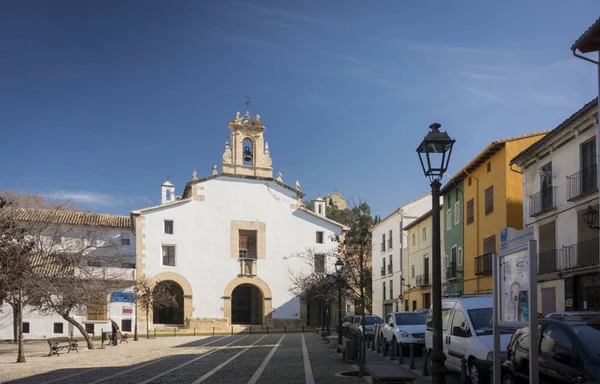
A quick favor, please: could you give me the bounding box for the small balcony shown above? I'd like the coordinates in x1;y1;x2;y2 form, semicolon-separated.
475;253;493;276
388;263;393;275
416;274;430;287
239;258;257;276
239;248;257;259
529;187;557;216
381;242;385;252
381;266;385;276
567;165;597;201
538;238;599;275
387;239;392;249
445;262;463;281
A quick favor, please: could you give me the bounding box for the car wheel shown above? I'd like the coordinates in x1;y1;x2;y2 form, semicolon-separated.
469;362;489;384
502;374;516;384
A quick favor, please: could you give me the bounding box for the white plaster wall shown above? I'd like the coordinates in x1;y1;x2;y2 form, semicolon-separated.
140;177;342;321
371;194;433;317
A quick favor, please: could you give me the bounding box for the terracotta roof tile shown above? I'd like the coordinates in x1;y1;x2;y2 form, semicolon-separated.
0;208;130;228
572;17;600;53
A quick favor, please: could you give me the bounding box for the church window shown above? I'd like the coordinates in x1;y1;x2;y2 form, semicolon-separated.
239;230;257;259
316;231;324;244
162;245;175;266
121;238;130;246
318;205;322;214
166;190;171;201
314;253;325;273
164;220;174;234
242;138;254;166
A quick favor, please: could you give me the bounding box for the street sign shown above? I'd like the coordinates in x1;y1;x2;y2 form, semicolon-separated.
398;294;403;300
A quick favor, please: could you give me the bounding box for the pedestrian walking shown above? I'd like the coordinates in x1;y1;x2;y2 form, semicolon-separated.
111;319;119;346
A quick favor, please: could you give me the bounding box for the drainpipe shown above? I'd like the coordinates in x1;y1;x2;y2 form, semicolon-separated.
571;48;600;274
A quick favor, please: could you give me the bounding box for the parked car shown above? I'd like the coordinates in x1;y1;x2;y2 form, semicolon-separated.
545;311;600;320
348;315;383;337
342;315;354;337
381;312;428;352
414;308;430;314
425;294;519;384
502;317;600;384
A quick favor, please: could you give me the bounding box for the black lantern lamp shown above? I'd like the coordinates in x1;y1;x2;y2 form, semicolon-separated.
243;146;253;162
335;258;344;274
417;123;456;181
583;205;600;230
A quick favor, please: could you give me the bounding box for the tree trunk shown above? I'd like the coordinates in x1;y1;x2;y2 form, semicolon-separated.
62;313;94;349
146;307;150;339
11;303;17;343
17;290;25;362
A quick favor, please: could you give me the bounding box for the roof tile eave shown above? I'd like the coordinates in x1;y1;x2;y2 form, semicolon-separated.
572;17;600;53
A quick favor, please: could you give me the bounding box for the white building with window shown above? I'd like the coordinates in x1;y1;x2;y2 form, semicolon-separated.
510;98;599;315
0;210;135;340
131;111;347;332
371;194;432;318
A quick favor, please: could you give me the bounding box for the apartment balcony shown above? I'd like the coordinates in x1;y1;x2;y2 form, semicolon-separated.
538;238;599;275
387;239;392;249
529;187;557;217
445;262;463;281
416;274;430;287
567;165;597;201
387;263;393;275
381;266;385;276
381;242;385;252
475;253;493;276
239;258;257;276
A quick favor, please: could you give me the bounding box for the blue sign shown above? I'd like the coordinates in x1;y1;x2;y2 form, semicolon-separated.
111;292;135;303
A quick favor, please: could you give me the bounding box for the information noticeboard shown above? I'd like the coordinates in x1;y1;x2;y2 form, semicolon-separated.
492;240;538;384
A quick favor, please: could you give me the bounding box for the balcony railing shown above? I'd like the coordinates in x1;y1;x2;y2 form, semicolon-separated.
388;263;393;275
381;242;385;252
416;274;430;287
529;187;557;216
381;266;385;276
387;239;392;249
538;238;599;275
445;262;463;281
475;253;493;276
239;258;257;276
567;165;597;201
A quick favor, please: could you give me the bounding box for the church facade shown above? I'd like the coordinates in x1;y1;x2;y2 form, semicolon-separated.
131;111;347;332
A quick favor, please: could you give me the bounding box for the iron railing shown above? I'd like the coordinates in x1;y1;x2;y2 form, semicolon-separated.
388;263;393;275
538;238;599;274
381;266;385;276
416;274;430;287
567;164;597;201
445;262;463;280
529;187;557;216
381;242;385;252
475;253;493;276
239;249;257;259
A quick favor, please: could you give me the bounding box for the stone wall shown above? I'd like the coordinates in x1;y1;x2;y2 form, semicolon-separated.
185;317;230;332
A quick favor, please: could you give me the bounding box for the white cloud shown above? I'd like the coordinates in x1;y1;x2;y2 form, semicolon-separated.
43;191;153;207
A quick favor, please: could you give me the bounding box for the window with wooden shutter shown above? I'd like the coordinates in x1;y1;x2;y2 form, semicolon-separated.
467;199;474;224
483;235;496;255
87;295;107;321
314;254;325;273
239;230;257;259
485;186;494;215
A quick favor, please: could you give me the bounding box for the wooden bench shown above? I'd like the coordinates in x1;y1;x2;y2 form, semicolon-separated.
365;364;417;384
47;337;78;356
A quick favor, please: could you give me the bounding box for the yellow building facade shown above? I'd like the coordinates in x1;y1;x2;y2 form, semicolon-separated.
445;133;547;294
402;207;444;311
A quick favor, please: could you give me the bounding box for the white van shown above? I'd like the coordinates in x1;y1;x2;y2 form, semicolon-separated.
424;294;517;384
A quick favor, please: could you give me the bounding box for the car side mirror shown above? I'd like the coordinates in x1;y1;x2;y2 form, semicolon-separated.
552;351;573;365
453;326;470;337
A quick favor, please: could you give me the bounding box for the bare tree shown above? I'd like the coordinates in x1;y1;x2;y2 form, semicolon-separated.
134;277;178;339
0;197;35;362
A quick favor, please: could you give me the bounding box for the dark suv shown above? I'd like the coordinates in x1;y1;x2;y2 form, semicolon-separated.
502;317;600;384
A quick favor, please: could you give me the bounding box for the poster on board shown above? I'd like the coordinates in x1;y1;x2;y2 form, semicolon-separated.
498;248;530;323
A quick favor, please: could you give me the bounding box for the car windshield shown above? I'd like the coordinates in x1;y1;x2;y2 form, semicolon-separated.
365;317;383;325
395;313;427;325
572;325;600;359
468;308;517;335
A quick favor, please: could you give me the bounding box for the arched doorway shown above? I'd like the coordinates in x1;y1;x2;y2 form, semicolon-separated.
231;284;263;325
153;280;184;325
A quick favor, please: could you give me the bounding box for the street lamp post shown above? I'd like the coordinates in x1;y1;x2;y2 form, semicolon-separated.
335;258;344;346
416;123;455;384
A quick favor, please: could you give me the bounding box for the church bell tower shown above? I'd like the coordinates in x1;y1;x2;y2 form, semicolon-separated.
222;108;273;178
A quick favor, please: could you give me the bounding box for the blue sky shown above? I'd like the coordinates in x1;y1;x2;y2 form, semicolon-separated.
1;1;599;218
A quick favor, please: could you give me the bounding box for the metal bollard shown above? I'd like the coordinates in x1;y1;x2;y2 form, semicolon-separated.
267;326;269;334
174;328;177;337
250;326;252;334
371;334;375;351
422;348;429;376
382;339;388;356
194;327;196;336
398;341;404;364
284;325;287;334
231;327;234;335
302;325;304;333
461;357;468;384
390;339;396;361
100;328;105;349
409;343;416;370
213;327;215;336
154;329;156;339
376;336;381;353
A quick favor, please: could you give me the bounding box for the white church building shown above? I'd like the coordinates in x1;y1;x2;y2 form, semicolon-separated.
131;111;347;332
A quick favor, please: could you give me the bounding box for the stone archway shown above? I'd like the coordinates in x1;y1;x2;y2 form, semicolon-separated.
147;272;193;323
223;277;272;325
153;280;184;324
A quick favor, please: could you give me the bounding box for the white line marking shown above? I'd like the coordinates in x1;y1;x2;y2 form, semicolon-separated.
37;368;101;384
247;334;285;384
191;335;268;384
301;334;315;384
136;335;248;384
90;336;228;384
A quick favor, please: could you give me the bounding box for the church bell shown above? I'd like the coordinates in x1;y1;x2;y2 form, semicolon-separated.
243;146;253;162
